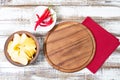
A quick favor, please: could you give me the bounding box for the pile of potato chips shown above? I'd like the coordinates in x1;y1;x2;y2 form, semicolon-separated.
7;33;36;65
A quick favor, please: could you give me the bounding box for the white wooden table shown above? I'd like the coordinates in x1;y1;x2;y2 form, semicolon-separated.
0;0;120;80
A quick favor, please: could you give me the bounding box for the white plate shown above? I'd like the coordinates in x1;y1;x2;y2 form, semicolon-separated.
31;6;57;35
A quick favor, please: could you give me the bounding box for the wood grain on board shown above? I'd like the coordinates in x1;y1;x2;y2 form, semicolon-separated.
44;22;95;72
0;0;120;80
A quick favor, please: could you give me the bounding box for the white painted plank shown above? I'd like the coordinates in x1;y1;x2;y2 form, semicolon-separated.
0;20;120;36
85;68;120;80
100;21;120;36
0;6;120;36
1;0;120;6
0;6;120;21
0;66;120;80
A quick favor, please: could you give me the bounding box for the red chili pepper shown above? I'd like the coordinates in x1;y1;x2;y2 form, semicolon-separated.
40;17;53;27
36;14;40;19
34;8;50;31
39;14;54;27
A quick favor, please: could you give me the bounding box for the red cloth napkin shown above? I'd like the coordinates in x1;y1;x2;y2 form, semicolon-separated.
82;17;120;73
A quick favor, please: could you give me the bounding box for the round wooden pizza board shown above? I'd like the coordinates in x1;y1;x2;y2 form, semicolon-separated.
44;21;96;72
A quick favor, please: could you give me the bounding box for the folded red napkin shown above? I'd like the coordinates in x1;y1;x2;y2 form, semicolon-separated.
82;17;120;73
